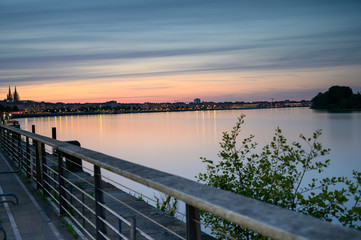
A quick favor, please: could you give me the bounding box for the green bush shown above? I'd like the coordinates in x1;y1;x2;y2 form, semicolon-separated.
197;115;361;239
155;194;178;217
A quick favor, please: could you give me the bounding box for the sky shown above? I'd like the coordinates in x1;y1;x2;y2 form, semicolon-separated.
1;0;361;103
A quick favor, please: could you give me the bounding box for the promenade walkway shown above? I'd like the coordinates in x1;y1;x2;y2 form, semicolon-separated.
0;151;76;240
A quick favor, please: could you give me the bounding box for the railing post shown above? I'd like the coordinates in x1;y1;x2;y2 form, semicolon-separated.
118;219;122;240
35;140;42;190
0;127;3;148
186;204;201;240
130;217;136;240
1;128;5;151
26;137;31;178
82;192;85;226
6;129;10;155
94;165;107;240
9;130;13;154
1;128;6;151
16;132;21;168
9;131;12;156
0;127;4;151
52;127;56;140
40;142;48;196
7;129;12;155
57;150;66;216
0;127;2;149
32;125;36;151
0;127;3;149
11;131;15;158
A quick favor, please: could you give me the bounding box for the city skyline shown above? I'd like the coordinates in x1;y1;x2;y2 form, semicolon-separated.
1;85;312;104
1;0;361;103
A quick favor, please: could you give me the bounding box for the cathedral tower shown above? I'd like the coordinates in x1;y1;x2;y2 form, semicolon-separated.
13;86;20;101
7;86;13;102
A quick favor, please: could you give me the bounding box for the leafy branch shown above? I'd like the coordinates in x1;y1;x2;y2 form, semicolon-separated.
197;115;361;239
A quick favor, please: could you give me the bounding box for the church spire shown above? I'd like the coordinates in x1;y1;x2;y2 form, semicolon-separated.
13;86;20;102
7;86;13;102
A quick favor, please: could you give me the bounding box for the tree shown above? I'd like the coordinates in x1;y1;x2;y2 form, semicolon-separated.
311;85;361;109
197;115;361;239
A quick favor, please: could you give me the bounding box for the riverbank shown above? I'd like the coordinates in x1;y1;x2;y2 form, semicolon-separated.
11;105;310;119
11;111;106;119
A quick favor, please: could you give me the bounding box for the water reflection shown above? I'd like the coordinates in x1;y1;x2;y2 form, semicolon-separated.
17;108;361;181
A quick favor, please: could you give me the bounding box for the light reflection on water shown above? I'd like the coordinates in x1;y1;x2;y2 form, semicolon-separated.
15;108;361;231
17;108;361;187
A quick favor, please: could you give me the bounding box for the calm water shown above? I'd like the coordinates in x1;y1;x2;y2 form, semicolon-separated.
17;108;361;183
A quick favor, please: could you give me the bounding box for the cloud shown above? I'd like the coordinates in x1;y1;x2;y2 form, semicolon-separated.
131;85;173;91
1;0;361;101
211;88;323;102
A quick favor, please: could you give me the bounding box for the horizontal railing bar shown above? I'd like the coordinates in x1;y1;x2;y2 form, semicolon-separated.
45;157;57;166
62;206;96;240
49;194;60;206
137;227;156;240
99;200;158;240
97;216;127;240
61;164;96;187
36;181;43;188
44;171;58;185
100;213;155;240
99;202;131;226
61;195;96;229
96;226;112;240
62;174;152;239
2;124;361;240
43;187;60;205
62;186;96;215
98;188;186;240
99;201;158;239
43;179;59;195
61;175;95;201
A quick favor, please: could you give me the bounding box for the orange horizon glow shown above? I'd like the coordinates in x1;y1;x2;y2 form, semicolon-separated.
8;65;361;104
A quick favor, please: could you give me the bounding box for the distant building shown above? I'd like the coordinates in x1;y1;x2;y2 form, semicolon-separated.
6;86;13;101
194;98;201;104
13;87;20;101
6;86;20;102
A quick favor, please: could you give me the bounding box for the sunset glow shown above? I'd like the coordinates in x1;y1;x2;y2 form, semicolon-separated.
1;0;361;103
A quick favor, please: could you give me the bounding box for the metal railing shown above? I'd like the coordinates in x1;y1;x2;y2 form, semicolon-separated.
0;123;360;240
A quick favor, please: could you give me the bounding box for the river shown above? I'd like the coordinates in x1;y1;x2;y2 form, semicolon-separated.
16;108;361;187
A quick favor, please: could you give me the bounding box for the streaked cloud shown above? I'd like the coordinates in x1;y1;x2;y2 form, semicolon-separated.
1;0;360;102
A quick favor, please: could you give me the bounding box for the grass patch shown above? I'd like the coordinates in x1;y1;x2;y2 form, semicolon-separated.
136;195;145;202
37;191;46;201
65;222;79;239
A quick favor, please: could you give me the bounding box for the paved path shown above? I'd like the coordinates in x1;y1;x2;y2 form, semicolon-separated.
0;151;76;240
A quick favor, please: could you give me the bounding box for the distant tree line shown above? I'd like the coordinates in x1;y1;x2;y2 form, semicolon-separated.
0;105;19;112
312;86;361;109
